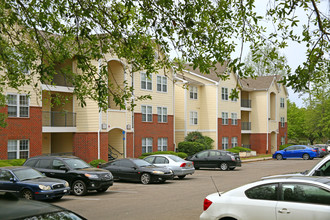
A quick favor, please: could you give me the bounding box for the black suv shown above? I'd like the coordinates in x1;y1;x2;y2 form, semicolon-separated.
23;156;113;196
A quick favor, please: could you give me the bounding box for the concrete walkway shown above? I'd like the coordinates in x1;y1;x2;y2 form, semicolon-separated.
241;157;273;163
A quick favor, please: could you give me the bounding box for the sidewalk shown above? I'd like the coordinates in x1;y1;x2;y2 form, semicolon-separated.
241;157;273;163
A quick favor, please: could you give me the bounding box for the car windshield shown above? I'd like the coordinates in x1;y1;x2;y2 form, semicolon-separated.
13;168;44;181
167;155;185;162
64;159;91;170
133;159;152;167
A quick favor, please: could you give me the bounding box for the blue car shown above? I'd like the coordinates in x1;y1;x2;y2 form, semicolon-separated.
0;166;70;200
273;145;319;160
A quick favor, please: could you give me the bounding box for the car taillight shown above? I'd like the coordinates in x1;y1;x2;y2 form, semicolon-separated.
203;198;213;211
322;149;326;151
180;163;186;167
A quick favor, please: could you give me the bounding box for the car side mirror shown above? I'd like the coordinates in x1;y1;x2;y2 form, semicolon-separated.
9;178;17;183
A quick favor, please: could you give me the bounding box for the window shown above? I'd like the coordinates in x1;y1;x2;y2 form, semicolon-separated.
157;76;167;92
141;72;152;90
231;137;238;147
222;137;229;149
280;98;285;108
142;105;152;122
142;138;153;153
144;156;154;164
245;184;278;200
0;170;14;181
119;160;134;168
281;136;285;145
7;94;29;117
280;117;285;127
222;87;228;100
196;151;209;158
231;89;237;101
190;111;198;125
36;159;52;169
158;138;168;151
7;140;29;159
52;159;66;170
231;113;238;125
318;160;330;176
157;107;168;123
189;86;198;99
154;156;169;164
222;112;228;125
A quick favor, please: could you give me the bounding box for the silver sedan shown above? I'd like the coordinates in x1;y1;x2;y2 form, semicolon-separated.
144;154;195;179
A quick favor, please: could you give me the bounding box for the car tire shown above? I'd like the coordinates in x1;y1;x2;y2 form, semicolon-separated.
303;153;310;160
178;175;186;180
96;187;108;193
219;162;229;171
21;189;34;200
140;173;151;184
72;180;87;196
276;154;283;160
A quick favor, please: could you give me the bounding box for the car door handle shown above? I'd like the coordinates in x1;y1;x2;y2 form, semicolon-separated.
278;208;290;214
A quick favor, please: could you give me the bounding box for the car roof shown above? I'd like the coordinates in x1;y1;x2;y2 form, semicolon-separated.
146;154;179;157
27;155;79;160
0;166;32;171
262;176;330;186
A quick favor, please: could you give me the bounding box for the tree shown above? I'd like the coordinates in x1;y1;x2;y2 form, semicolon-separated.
287;100;305;142
1;0;329;127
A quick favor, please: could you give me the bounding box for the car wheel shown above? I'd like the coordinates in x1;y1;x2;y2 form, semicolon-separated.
21;189;34;200
219;162;228;171
140;173;151;184
303;153;310;160
72;180;87;196
96;187;109;193
178;175;186;180
276;154;283;160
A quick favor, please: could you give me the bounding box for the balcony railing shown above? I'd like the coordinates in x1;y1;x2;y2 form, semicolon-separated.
241;99;252;108
42;111;76;127
241;122;251;130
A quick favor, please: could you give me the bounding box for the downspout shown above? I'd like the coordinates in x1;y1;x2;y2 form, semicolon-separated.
173;70;176;151
132;65;135;158
124;66;127;158
266;90;269;154
97;59;102;160
184;86;187;137
216;82;219;150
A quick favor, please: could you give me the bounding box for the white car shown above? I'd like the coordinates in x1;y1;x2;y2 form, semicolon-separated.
143;154;195;179
200;176;330;220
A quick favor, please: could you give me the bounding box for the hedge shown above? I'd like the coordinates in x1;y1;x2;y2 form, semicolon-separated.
89;159;106;167
279;144;293;150
226;147;251;154
177;141;210;156
139;151;188;159
0;159;26;167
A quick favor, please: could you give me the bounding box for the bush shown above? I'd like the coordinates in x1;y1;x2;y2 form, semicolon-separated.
279;144;292;150
177;141;209;156
89;159;106;167
184;131;214;149
0;159;26;167
226;149;240;154
139;151;188;159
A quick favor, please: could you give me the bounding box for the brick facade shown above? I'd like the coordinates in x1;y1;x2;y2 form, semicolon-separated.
278;122;288;149
0;106;42;160
218;118;242;149
132;113;174;158
250;133;270;154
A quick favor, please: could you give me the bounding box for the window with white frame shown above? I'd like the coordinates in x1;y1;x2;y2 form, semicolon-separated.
8;140;29;159
280;98;285;108
190;111;198;125
141;72;152;90
141;105;152;122
222;112;228;125
231;113;238;125
157;107;168;123
281;136;285;145
231;137;238;148
7;94;29;118
158;138;168;151
280;117;285;127
157;76;167;92
142;138;153;153
222;137;229;150
231;89;237;101
189;86;198;99
222;87;228;100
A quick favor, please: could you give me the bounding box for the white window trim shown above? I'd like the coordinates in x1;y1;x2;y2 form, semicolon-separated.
142;137;153;153
158;137;168;151
141;105;153;122
190;111;198;125
222;137;229;150
189;86;198;100
7;93;30;118
7;139;30;159
231;137;238;148
222;87;229;101
157;106;168;123
231;88;237;102
280;98;285;108
222;112;229;125
231;113;238;125
280;117;285;128
156;75;168;93
140;72;152;91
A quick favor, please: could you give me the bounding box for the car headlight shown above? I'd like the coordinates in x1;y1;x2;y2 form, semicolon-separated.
85;173;99;179
152;171;164;175
39;185;51;190
64;181;69;187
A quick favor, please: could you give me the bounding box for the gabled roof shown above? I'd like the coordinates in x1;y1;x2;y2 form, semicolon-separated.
175;74;205;86
180;62;227;82
239;75;282;91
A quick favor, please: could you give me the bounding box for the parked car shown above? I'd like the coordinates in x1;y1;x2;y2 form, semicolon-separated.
313;144;329;158
23;156;113;196
143;154;195;179
0;191;86;219
99;158;174;184
200;176;330;220
186;150;241;171
272;145;319;160
0;166;70;200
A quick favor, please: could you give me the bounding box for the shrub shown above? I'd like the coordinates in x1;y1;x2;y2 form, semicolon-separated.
279;144;292;150
0;159;26;167
139;151;188;159
177;141;209;156
89;159;106;167
226;149;240;154
184;131;214;149
233;147;251;152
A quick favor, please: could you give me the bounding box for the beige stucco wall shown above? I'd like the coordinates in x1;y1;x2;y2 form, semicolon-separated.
250;91;268;133
51;133;73;153
42;133;51;154
174;83;186;131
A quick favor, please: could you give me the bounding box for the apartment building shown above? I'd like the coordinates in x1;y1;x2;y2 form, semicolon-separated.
174;63;288;154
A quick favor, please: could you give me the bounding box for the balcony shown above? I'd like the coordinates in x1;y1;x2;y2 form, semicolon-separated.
42;111;76;127
241;122;251;131
241;99;252;108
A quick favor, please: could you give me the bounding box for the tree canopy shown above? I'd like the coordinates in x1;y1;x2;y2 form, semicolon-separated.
0;0;329;125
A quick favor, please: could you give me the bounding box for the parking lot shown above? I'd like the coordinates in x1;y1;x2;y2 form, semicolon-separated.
52;158;320;220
